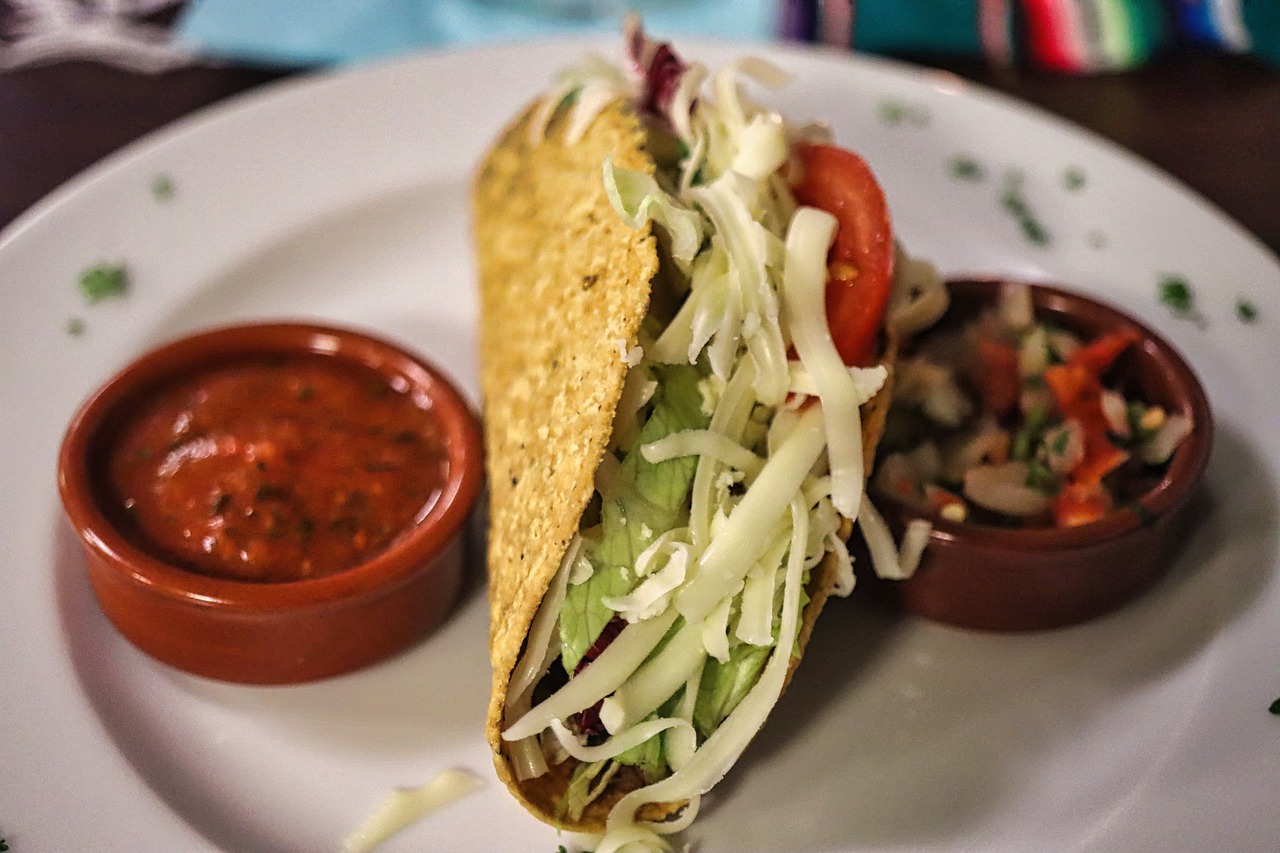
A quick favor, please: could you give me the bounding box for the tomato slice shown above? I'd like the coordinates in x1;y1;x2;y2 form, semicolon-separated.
791;142;895;367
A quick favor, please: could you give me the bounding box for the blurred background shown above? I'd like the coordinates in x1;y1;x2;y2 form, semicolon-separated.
1;0;1278;254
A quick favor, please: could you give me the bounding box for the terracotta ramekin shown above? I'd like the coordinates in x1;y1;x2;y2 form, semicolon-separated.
58;321;484;683
863;278;1213;631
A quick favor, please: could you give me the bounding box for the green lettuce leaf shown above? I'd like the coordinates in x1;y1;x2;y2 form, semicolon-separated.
559;362;709;673
693;642;772;739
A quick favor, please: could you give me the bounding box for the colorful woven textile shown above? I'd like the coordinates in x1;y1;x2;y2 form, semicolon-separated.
780;0;1279;71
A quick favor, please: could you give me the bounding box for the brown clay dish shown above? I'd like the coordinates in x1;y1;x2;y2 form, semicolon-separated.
58;321;484;683
863;278;1213;631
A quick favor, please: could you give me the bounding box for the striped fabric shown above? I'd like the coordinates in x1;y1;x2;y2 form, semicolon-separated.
779;0;1276;71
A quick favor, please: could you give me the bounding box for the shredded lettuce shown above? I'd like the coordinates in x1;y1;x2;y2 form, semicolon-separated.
604;159;705;271
560;364;710;671
692;642;770;738
504;24;912;848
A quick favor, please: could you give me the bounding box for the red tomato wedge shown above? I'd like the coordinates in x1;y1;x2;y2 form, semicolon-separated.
791;142;895;367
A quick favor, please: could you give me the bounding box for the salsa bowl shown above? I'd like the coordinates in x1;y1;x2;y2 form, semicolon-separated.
57;321;484;683
862;278;1213;631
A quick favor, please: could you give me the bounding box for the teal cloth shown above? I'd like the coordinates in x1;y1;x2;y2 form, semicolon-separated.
851;0;983;56
176;0;779;66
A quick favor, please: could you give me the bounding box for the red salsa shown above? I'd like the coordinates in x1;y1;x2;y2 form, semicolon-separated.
103;354;449;583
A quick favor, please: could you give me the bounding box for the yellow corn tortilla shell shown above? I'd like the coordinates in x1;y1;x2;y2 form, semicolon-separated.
473;94;896;833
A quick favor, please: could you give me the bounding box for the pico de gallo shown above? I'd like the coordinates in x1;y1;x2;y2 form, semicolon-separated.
873;280;1194;529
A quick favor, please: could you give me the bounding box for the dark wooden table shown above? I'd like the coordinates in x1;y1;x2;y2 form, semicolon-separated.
2;48;1278;256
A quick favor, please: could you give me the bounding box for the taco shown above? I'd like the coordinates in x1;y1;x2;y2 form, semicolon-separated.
473;21;946;850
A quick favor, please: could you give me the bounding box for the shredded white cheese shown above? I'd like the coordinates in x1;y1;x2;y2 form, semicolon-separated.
782;206;867;518
342;769;483;853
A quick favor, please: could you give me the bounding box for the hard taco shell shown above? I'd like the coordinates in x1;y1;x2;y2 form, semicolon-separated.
473;94;895;832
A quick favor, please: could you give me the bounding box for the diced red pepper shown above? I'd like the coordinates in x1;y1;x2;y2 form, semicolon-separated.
1072;437;1130;487
1043;363;1109;436
1043;363;1130;488
1068;326;1142;374
1051;481;1114;527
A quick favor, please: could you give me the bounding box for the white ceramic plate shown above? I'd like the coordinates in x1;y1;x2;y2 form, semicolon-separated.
2;36;1278;853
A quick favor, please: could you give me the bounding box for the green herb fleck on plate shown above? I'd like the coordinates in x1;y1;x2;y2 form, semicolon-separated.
1062;166;1086;191
1236;298;1258;323
878;99;929;128
1270;696;1280;715
1;838;9;851
66;317;86;336
1158;274;1207;327
78;262;129;303
949;154;985;182
999;170;1050;246
151;173;175;202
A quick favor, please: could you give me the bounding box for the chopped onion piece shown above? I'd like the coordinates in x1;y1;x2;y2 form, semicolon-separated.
343;769;483;853
963;462;1051;516
1140;412;1193;464
1019;326;1050;378
1101;389;1131;437
1043;421;1085;474
999;281;1034;331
